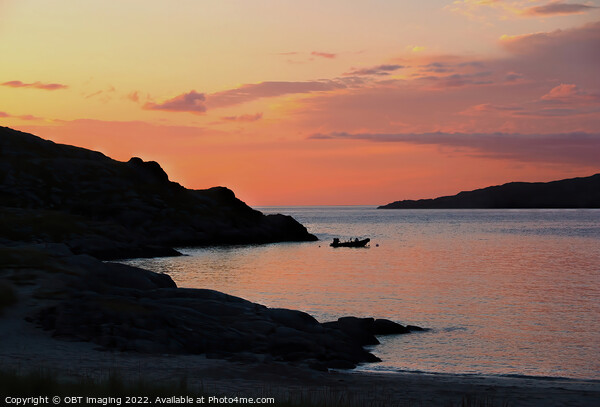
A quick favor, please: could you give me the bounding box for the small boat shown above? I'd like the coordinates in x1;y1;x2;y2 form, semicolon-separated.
330;237;370;248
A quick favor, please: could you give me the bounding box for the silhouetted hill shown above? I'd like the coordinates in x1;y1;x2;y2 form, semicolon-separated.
378;174;600;209
0;126;316;259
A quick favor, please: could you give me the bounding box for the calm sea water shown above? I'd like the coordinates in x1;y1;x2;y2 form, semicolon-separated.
123;207;600;380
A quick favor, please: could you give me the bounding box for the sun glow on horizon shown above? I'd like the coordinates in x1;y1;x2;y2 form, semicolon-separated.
1;1;599;205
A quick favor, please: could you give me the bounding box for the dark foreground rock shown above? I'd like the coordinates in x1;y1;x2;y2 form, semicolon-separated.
323;317;428;346
0;126;317;260
2;245;424;370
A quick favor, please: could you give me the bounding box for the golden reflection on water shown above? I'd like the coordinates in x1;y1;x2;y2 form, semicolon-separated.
125;208;600;379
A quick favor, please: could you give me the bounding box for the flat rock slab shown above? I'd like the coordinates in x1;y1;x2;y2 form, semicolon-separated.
2;244;424;370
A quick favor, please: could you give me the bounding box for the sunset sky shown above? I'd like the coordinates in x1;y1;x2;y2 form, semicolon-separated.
1;0;599;205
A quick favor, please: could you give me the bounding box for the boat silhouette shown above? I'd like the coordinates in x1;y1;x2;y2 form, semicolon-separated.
330;237;370;248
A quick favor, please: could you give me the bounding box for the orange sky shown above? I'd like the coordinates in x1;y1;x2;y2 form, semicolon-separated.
1;1;599;205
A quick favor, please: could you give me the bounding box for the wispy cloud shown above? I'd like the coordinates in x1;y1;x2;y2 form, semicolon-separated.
460;103;525;115
144;90;207;114
447;0;598;19
0;111;44;121
207;80;347;108
278;50;339;64
1;80;68;90
460;82;600;119
500;21;600;58
344;64;405;76
499;21;600;87
309;131;600;166
523;1;598;16
127;91;140;103
221;113;263;122
419;71;494;88
540;83;600;103
311;51;337;59
272;21;600;137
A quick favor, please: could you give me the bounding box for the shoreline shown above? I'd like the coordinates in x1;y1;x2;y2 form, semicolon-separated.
354;365;600;383
2;299;599;407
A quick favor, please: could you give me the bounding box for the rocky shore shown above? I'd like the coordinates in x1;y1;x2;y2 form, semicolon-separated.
0;126;423;371
0;126;316;260
2;243;423;370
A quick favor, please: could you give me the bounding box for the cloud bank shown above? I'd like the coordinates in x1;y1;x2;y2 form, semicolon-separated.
1;80;68;90
344;64;405;76
310;131;600;166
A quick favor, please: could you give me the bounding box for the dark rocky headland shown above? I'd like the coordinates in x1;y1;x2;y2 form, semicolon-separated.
0;126;317;260
379;174;600;209
0;126;423;370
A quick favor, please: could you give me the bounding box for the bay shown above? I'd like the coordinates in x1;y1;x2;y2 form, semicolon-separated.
123;207;600;380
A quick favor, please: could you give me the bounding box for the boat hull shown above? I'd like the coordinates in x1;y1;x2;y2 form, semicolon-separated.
330;238;370;248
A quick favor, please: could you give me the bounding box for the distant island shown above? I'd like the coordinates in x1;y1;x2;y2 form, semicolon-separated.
379;174;600;209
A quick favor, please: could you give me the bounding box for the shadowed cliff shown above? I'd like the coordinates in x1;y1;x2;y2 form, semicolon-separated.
379;174;600;209
0;126;317;259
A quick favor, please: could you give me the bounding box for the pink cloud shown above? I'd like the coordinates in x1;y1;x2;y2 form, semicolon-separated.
17;114;43;121
344;64;405;76
504;72;524;82
309;131;600;166
461;103;525;115
498;22;600;89
127;91;140;103
144;90;207;114
448;0;597;19
419;71;494;88
0;111;44;121
540;84;600;103
207;80;347;108
1;80;68;90
311;51;336;59
221;113;263;122
286;21;600;134
144;79;356;114
523;1;598;16
460;83;600;119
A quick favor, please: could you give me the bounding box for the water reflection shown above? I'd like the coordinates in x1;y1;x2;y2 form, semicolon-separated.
123;208;600;379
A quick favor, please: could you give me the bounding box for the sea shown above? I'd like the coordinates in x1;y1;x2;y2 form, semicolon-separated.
122;207;600;380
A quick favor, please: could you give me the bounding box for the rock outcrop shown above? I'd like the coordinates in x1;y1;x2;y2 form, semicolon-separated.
0;126;317;259
379;174;600;209
1;245;422;370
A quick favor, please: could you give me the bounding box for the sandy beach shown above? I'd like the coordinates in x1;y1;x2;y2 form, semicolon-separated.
2;294;598;407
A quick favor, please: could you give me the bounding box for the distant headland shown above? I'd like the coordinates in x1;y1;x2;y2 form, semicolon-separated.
379;174;600;209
